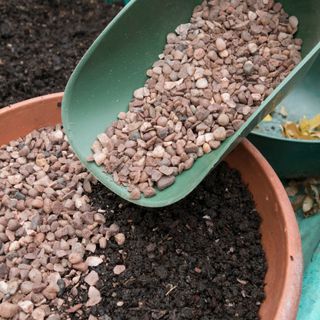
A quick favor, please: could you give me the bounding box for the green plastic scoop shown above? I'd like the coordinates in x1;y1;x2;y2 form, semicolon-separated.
62;0;320;207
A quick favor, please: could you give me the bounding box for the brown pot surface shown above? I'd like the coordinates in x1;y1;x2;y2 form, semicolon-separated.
0;93;302;320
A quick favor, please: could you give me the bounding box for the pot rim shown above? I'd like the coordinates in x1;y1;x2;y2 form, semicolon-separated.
251;128;320;144
239;139;303;320
0;92;303;319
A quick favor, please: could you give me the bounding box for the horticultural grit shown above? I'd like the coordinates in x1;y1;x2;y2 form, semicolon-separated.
0;126;266;319
89;0;302;199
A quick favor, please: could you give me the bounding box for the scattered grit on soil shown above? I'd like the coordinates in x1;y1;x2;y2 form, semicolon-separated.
90;0;302;199
0;126;266;320
0;0;122;107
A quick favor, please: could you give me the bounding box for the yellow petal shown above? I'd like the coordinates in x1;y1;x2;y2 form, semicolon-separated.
299;117;310;133
263;114;273;122
283;122;301;139
309;114;320;130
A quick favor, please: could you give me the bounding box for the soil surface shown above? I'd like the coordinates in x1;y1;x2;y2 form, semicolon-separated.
71;162;267;320
0;0;122;107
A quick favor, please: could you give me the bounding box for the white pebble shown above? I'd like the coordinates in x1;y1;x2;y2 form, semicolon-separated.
248;11;257;21
216;37;226;51
93;152;106;166
289;16;299;29
113;265;126;275
221;93;231;103
133;87;145;99
196;78;208;89
152;145;165;158
114;233;125;246
248;43;258;54
86;256;103;267
219;50;229;58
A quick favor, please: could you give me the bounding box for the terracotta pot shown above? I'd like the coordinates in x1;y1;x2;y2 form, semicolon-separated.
0;93;302;319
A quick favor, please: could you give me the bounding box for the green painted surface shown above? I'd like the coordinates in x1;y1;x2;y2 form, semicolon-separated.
63;0;320;207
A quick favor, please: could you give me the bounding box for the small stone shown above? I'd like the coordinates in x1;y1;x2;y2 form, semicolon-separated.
0;302;18;318
289;16;298;29
252;93;262;101
167;33;177;44
243;61;254;75
99;237;107;249
94;213;106;224
18;301;34;314
133;87;145;99
86;256;103;267
213;127;227;141
254;84;265;94
219;49;229;58
31;197;43;209
202;143;211;154
248;11;257;21
129;188;141;200
216;37;226;51
32;307;45;320
7;280;19;295
8;174;23;185
66;304;82;313
69;253;83;265
93;152;106;166
50;130;64;143
21;281;33;294
7;219;20;231
47;315;61;320
0;281;8;294
221;93;230;103
241;31;251;42
217;114;229;126
118;112;127;120
113;265;126;275
56;250;67;258
157;176;175;190
184;158;194;170
86;286;102;307
28;269;42;284
42;284;59;300
193;48;205;60
72;262;88;273
196;78;208;89
52;201;63;214
196;135;205;146
184;142;197;153
232;119;245;130
18;145;30;157
84;271;99;286
86;243;96;253
157;116;168;127
152;145;165;158
159;166;174;176
114;233;126;246
248;43;258;54
143;187;156;198
109;223;120;235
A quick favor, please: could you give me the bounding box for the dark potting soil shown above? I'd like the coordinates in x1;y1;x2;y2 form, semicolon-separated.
71;162;267;320
0;0;122;107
